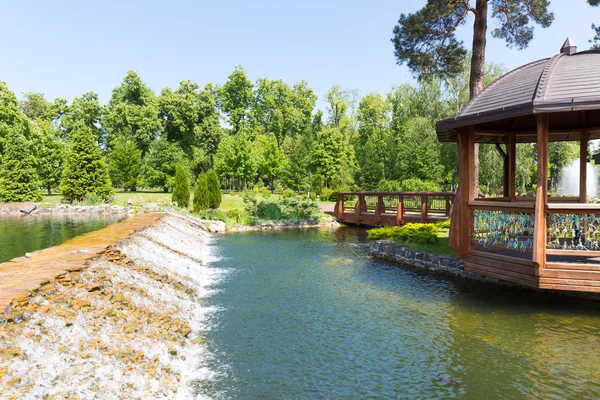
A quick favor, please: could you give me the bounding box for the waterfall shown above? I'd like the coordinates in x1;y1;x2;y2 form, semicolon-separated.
557;160;598;198
0;213;225;398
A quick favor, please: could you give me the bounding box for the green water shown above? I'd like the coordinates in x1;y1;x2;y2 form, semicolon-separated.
199;227;600;399
0;214;125;263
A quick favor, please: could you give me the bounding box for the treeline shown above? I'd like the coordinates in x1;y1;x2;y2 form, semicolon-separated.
0;57;582;203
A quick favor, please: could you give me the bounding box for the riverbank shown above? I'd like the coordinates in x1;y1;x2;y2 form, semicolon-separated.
0;211;221;398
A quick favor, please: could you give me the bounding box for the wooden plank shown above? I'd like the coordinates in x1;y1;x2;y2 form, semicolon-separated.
545;249;600;257
468;200;534;209
542;269;600;280
538;283;600;293
465;263;539;286
580;129;589;203
471;249;534;266
547;203;600;211
467;255;536;275
540;277;600;287
545;262;600;270
533;113;549;276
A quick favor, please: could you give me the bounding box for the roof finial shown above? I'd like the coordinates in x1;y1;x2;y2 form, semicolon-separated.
561;37;577;55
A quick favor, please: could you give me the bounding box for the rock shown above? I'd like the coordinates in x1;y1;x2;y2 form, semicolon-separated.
19;204;37;214
207;221;226;233
24;253;32;258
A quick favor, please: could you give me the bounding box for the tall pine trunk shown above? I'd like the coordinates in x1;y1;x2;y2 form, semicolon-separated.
470;0;488;194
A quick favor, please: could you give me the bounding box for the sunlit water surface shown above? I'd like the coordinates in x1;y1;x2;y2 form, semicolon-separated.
0;214;126;262
196;227;600;399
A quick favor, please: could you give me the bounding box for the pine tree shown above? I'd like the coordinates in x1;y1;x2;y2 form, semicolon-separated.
206;169;222;209
60;125;113;202
172;164;190;208
0;127;42;202
193;173;210;212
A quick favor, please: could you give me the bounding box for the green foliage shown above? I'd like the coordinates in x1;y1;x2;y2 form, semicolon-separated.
367;223;439;244
260;186;271;198
193;173;210;211
85;192;100;206
31;120;64;195
206;169;222;209
436;219;451;230
172;164;190;208
244;195;322;221
0;127;42;202
400;178;440;192
282;188;295;198
108;135;142;190
219;66;253;133
140;138;186;191
60;125;113;202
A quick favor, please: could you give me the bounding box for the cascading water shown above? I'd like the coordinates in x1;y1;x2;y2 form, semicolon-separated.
557;159;599;197
0;213;225;398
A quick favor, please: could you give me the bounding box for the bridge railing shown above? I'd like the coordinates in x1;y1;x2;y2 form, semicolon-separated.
334;191;455;226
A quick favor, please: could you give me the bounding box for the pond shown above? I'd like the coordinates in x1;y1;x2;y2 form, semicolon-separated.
0;214;126;263
198;227;600;399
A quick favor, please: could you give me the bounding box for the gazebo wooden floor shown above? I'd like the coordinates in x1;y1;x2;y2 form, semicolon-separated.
466;247;600;292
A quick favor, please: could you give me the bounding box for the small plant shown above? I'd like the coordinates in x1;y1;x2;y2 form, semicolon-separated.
85;192;101;205
193;173;210;212
172;164;190;208
282;188;295;198
260;186;271;198
368;223;439;244
436;219;451;230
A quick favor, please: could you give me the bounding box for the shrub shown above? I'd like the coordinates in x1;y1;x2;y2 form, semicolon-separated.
172;164;190;208
226;208;251;225
243;195;322;221
260;186;271;198
282;188;295;198
377;179;402;192
367;223;439;244
321;188;334;202
193;173;210;212
399;178;440;193
436;220;451;230
206;170;222;209
85;192;100;205
253;185;259;194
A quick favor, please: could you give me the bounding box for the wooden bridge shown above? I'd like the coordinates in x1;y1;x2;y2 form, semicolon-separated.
328;192;454;226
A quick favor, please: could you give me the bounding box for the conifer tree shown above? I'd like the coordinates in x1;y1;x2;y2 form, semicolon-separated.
0;127;42;202
60;125;113;202
206;169;222;209
172;164;190;208
193;172;210;212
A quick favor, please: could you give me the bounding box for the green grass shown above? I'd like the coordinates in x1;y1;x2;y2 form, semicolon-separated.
40;190;173;207
368;225;455;257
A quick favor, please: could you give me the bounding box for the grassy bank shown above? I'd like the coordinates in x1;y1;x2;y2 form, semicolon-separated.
367;222;455;257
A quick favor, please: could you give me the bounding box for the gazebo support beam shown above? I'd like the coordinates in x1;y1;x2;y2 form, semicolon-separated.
451;126;475;259
533;114;549;276
580;130;589;203
507;135;516;200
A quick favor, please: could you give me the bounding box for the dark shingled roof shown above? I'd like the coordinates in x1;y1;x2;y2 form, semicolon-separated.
437;50;600;143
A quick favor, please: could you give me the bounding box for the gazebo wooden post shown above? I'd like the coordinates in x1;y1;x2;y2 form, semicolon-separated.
507;135;517;201
453;126;476;258
533;114;549;276
580;130;589;203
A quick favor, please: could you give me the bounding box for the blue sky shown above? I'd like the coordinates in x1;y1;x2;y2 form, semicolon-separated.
2;1;600;112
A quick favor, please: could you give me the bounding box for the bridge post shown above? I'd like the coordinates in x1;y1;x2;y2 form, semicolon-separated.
375;194;384;226
396;195;404;226
420;194;428;223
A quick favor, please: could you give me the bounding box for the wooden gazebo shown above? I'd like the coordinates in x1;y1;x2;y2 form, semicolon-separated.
436;39;600;292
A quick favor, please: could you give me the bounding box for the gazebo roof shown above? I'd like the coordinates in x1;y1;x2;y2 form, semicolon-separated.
437;42;600;144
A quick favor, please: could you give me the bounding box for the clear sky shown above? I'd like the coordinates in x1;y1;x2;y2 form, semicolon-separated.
2;1;600;112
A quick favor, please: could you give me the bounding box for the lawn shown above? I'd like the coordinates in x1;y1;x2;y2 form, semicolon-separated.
367;224;455;257
40;190;172;207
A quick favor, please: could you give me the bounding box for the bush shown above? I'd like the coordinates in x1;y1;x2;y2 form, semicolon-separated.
172;164;190;208
206;170;222;209
321;188;335;202
84;192;100;205
243;195;322;221
253;185;259;194
193;173;210;212
399;179;440;192
377;179;402;192
260;186;271;198
282;188;295;198
226;208;251;225
367;223;439;244
436;219;451;230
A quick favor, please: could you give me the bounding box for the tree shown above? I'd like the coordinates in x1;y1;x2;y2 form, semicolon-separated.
395;117;443;184
104;71;161;155
193;172;210;211
206;169;222;209
254;134;284;189
140;137;186;192
392;0;553;188
214;130;256;189
62;92;104;146
108;135;142;190
31;120;64;195
219;66;253;134
60;125;113;202
0;127;42;202
172;164;190;208
19;93;66;122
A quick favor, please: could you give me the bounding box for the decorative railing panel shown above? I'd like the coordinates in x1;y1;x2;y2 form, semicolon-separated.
472;210;534;252
547;213;600;251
